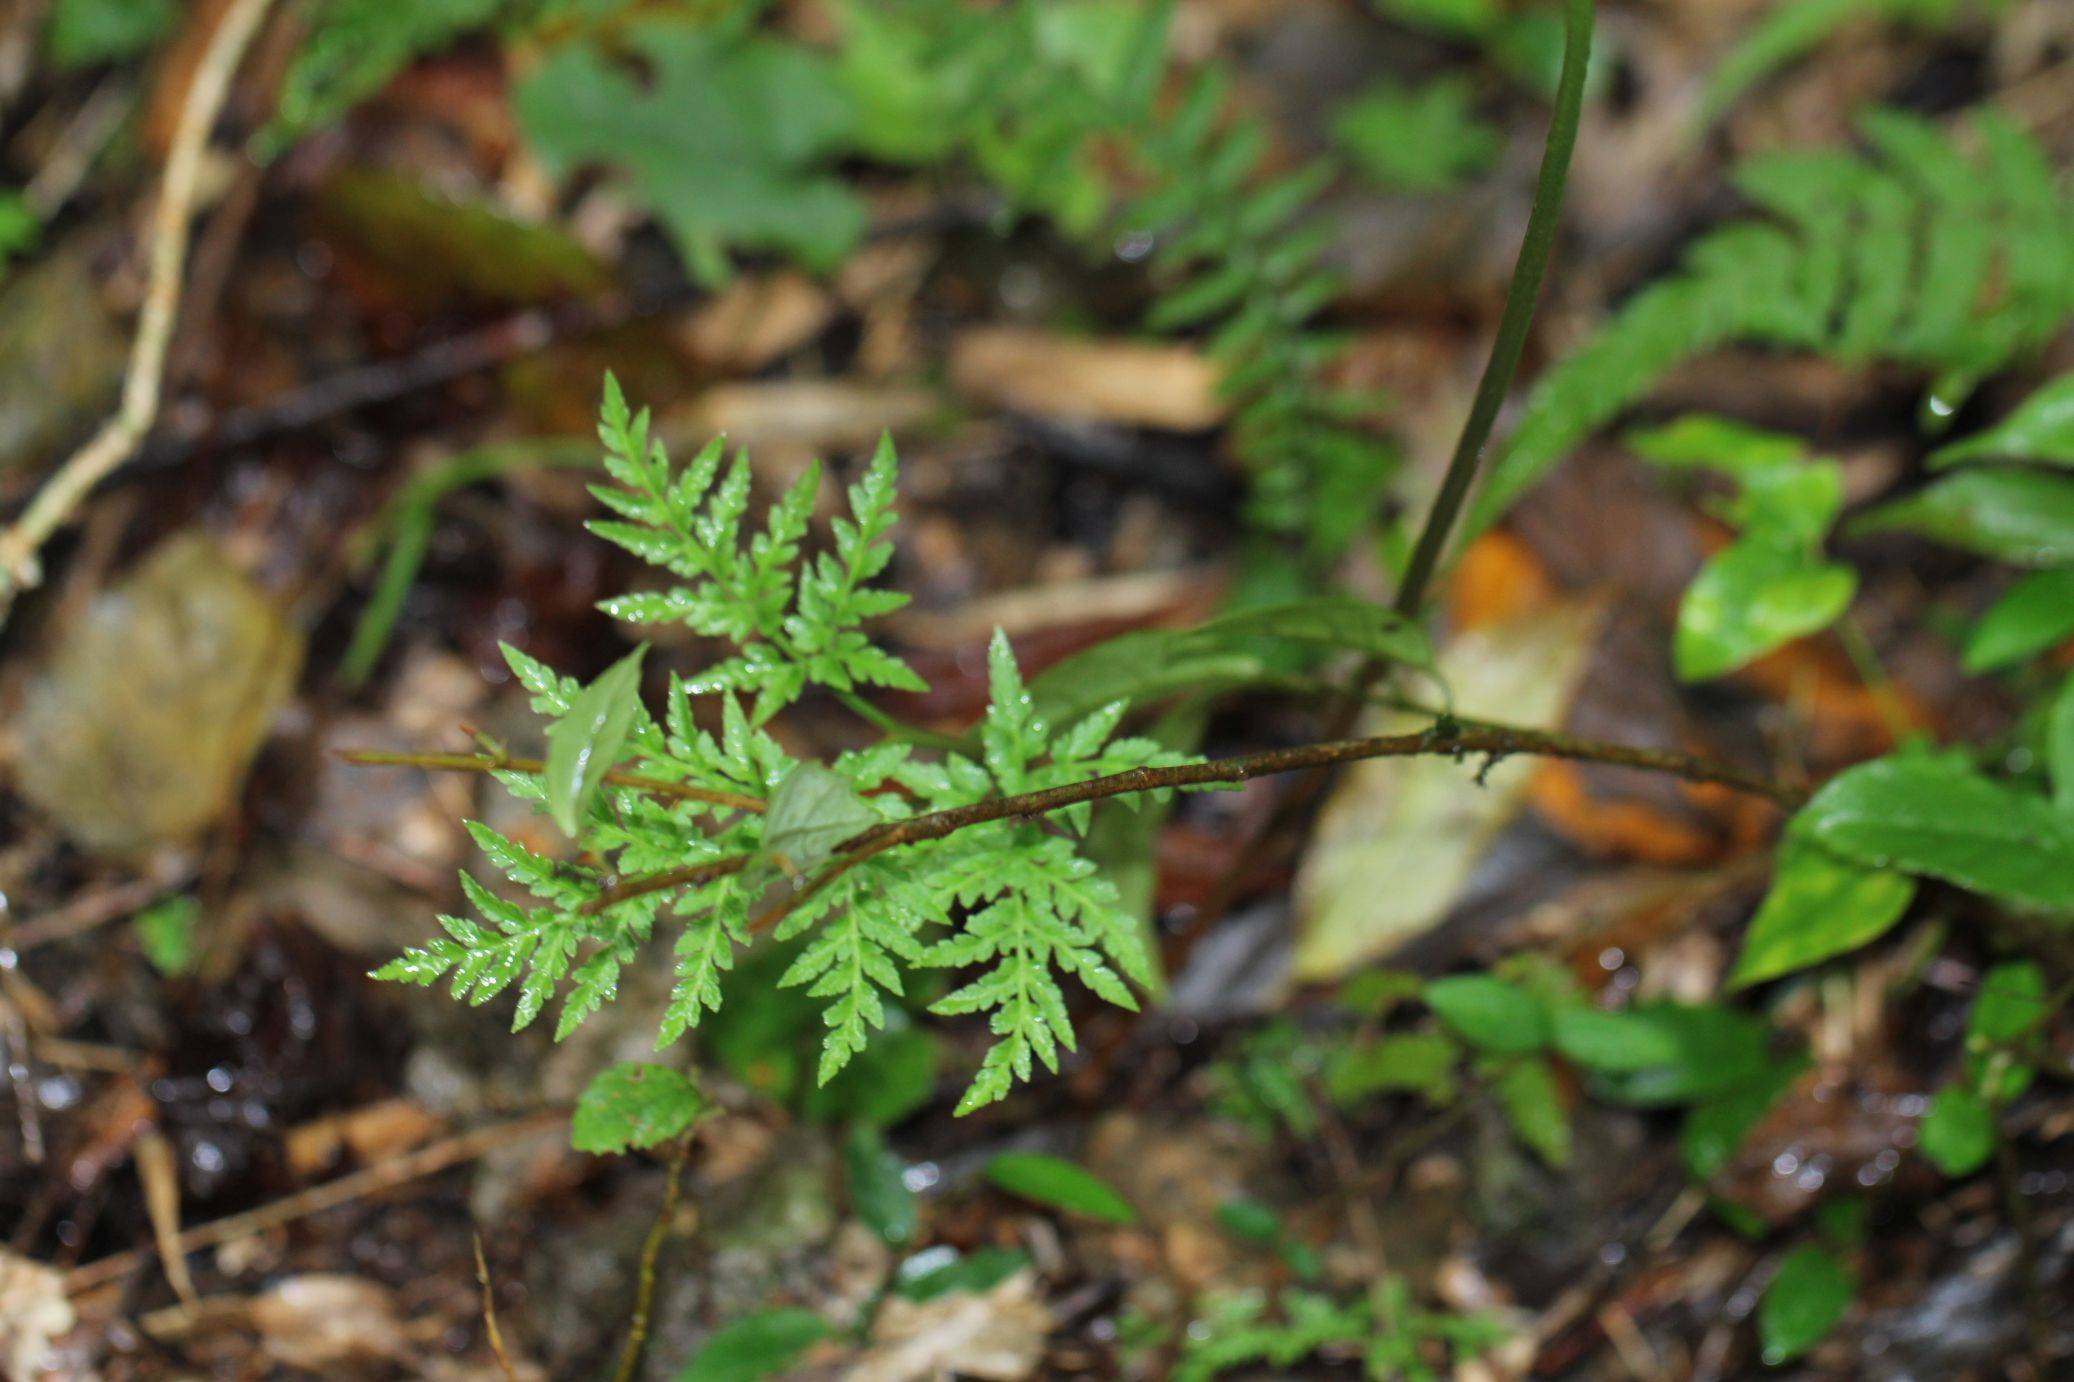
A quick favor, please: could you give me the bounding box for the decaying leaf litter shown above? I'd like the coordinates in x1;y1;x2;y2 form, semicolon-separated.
0;0;2070;1378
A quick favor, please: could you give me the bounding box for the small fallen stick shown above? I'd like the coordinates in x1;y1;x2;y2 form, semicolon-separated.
0;0;280;623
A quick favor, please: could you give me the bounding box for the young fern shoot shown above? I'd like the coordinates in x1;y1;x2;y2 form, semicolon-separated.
376;377;1194;1113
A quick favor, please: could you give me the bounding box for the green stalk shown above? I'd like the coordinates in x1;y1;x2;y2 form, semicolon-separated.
1392;0;1594;618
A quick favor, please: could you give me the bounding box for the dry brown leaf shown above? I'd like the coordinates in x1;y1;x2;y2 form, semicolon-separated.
249;1274;411;1369
677;381;935;460
679;272;835;372
950;327;1226;431
850;1269;1050;1382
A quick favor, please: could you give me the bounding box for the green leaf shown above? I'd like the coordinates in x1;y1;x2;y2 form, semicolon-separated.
1626;414;1809;479
1680;1053;1808;1180
1334;76;1500;192
2048;671;2074;812
1965;960;2047;1104
1961;570;2074;673
675;1307;830;1382
1214;1198;1283;1243
984;1151;1136;1225
895;1246;1030;1302
1729;840;1917;987
515;22;865;282
46;0;174;68
1550;1006;1686;1073
1795;756;2074;912
1933;371;2074;468
543;644;647;837
1918;1086;1995;1177
764;763;880;870
843;1125;917;1247
1854;469;2074;567
1490;1055;1571;1168
571;1062;709;1156
1757;1246;1854;1365
1323;1030;1460;1107
1580;1004;1774;1106
1674;541;1855;680
132;895;201;978
1423;976;1549;1055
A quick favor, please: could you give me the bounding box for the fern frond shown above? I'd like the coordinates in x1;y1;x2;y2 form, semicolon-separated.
1128;69;1395;558
588;375;921;721
1467;108;2074;539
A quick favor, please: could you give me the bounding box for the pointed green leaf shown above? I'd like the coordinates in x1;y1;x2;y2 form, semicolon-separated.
570;1061;709;1155
984;1151;1136;1225
1757;1246;1854;1365
1729;840;1916;987
543;644;648;837
763;762;879;870
1932;371;2074;468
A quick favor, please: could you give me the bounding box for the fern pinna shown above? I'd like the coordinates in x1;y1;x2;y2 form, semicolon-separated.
1466;106;2074;538
1126;68;1397;561
375;378;1193;1113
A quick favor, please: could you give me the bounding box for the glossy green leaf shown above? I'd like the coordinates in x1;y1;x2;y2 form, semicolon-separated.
984;1152;1136;1225
1932;371;2074;468
1491;1055;1571;1168
1757;1245;1854;1365
1729;840;1917;987
764;762;880;870
844;1125;917;1247
1853;469;2074;567
1918;1086;1995;1177
571;1062;709;1155
2048;671;2074;812
1961;570;2074;673
1795;756;2074;912
542;644;646;837
1423;976;1549;1054
675;1307;830;1382
1675;541;1855;680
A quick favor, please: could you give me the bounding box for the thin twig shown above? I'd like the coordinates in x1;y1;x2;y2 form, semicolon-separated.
474;1235;520;1382
612;1142;687;1382
0;0;280;620
588;718;1800;915
64;1112;563;1294
337;748;767;815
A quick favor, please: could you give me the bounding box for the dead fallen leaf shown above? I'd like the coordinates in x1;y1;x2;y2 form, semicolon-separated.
0;1252;73;1381
1293;600;1602;979
951;327;1226;432
249;1274;411;1369
284;1099;446;1177
850;1269;1050;1382
679;271;835;372
677;381;935;461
